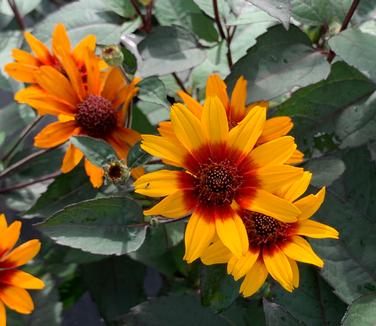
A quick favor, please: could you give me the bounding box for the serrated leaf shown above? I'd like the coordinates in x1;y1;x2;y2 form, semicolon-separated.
39;197;147;256
118;294;228;325
71;136;117;167
329;28;376;82
342;294;376;326
200;264;239;311
227;24;330;102
276;62;376;150
247;0;291;29
272;265;347;326
138;26;206;77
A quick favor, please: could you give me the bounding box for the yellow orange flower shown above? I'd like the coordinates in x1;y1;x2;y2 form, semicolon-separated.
159;74;304;164
0;214;45;326
5;24;98;84
201;172;338;297
134;95;305;263
14;45;140;188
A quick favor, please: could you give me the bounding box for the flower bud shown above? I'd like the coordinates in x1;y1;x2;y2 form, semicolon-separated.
101;45;124;67
104;160;130;184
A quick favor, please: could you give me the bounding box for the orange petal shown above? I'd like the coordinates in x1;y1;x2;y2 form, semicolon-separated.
52;23;71;58
230;76;247;123
206;74;229;110
34;120;78;148
0;285;34;314
257;116;293;144
35;66;79;106
84;48;100;95
84;159;104;188
294;187;326;220
0;270;45;289
0;239;41;269
61;143;84;173
0;221;21;256
11;49;39;65
0;301;5;326
177;90;202;118
0;214;7;230
4;62;38;83
73;35;96;63
101;67;126;102
200;241;232;265
184;210;216;263
240;258;268;297
24;31;52;65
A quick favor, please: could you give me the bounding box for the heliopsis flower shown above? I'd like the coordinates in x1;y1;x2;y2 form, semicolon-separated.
5;23;98;84
200;172;339;297
14;45;140;187
158;74;304;164
0;214;45;326
134;95;305;262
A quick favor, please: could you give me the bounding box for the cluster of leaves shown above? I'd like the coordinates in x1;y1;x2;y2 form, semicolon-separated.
1;0;376;325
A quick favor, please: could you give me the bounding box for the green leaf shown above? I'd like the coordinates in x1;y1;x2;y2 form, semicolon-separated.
312;150;376;304
200;264;239;311
272;265;347;325
121;47;138;75
0;0;41;17
138;26;206;77
291;0;351;26
40;197;147;256
192;0;230;21
248;0;291;29
329;28;376;82
276;62;376;150
220;299;266;326
118;294;228;325
342;294;376;326
131;106;156;134
26;167;98;219
263;299;301;326
71;136;117;167
138;76;170;108
305;157;346;187
335;91;376;149
82;255;146;322
155;0;218;42
127;141;151;168
227;24;330;102
33;2;127;44
79;0;136;18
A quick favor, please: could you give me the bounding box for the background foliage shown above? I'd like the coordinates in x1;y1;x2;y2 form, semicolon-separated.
0;0;376;325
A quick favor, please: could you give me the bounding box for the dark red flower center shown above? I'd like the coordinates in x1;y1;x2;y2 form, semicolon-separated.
194;159;242;206
75;95;117;138
242;211;294;250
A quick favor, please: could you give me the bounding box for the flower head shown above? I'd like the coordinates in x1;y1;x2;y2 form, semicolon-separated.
159;74;304;164
134;95;304;262
13;28;140;187
0;214;45;325
5;24;98;84
201;172;339;297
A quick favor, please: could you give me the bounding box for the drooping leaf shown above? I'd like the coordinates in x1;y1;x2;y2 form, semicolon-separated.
342;294;376;326
71;136;117;167
272;265;347;325
138;26;206;77
118;294;228;325
247;0;291;29
81;255;146;322
329;28;376;82
227;24;330;102
39;197;147;256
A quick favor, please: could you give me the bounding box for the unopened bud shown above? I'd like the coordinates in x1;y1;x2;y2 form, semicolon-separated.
104;160;130;184
101;45;124;67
